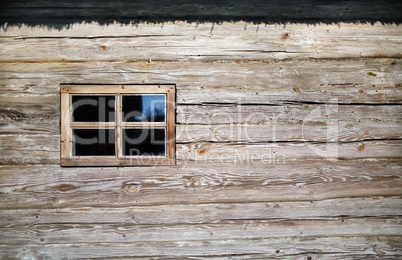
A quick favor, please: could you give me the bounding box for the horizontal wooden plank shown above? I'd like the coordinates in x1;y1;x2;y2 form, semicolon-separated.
0;95;59;125
0;134;59;165
60;84;175;93
61;157;175;167
0;133;401;165
1;93;401;136
1;59;401;104
177;85;402;105
0;236;401;259
0;117;58;135
1;218;401;244
2;120;402;144
177;140;402;161
2;112;401;144
0;23;401;62
177;104;402;124
1;197;401;227
177;121;402;143
0;94;59;135
2;98;401;141
0;161;400;208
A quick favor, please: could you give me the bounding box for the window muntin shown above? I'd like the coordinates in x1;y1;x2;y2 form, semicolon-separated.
61;85;175;166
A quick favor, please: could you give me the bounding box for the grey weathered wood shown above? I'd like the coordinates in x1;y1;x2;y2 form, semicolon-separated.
0;161;400;209
1;8;401;259
1;59;401;105
1;23;401;61
0;134;401;165
0;134;59;165
1;197;401;227
1;218;401;244
177;140;402;161
0;94;59;135
1;92;401;135
177;104;402;124
176;121;402;143
1;236;400;259
2;119;402;143
1;93;401;141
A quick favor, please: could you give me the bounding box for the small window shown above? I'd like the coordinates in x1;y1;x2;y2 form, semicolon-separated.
60;85;175;166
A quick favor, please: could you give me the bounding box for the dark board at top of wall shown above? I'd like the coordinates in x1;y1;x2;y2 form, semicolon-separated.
0;0;401;30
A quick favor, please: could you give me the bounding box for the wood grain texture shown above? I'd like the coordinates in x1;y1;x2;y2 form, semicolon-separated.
1;218;401;244
1;197;401;227
2;117;402;143
167;91;176;162
0;134;59;165
1;12;402;259
176;121;402;143
177;140;402;161
0;95;59;135
1;59;401;104
60;84;175;93
0;161;400;209
1;134;401;165
177;104;402;124
1;92;401;134
60;92;69;159
1;23;401;62
0;236;400;259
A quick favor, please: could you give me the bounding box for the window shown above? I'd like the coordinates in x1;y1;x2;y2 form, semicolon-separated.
60;85;175;166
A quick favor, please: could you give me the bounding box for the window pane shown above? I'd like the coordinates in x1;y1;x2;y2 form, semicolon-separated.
73;129;115;156
72;96;115;122
123;128;165;156
122;95;165;122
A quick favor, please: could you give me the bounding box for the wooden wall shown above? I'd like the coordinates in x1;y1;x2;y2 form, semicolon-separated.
0;1;402;258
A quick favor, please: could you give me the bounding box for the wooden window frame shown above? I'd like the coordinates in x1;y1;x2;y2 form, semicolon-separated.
60;84;175;166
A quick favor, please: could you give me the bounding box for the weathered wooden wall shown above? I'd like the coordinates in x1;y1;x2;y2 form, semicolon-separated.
1;1;402;259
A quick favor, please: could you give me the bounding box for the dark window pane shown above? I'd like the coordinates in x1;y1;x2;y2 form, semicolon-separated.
123;128;165;156
72;95;115;122
122;95;165;122
73;129;115;156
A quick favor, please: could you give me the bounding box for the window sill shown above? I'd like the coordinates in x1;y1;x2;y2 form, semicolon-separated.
61;157;175;167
